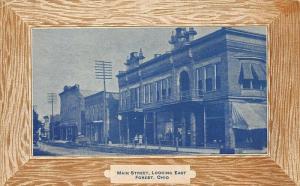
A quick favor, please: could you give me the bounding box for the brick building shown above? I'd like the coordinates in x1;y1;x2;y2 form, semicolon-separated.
59;84;86;141
117;27;267;150
84;91;119;144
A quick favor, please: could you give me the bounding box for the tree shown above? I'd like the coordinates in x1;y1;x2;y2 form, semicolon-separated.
33;109;42;145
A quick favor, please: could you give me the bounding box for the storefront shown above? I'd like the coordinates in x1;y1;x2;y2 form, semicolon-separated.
59;123;78;142
86;121;104;143
232;102;267;149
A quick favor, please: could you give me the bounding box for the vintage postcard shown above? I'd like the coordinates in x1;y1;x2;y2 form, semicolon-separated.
32;26;267;156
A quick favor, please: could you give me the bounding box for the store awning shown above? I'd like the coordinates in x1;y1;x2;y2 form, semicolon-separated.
232;102;267;130
241;63;266;81
252;63;266;81
241;63;253;79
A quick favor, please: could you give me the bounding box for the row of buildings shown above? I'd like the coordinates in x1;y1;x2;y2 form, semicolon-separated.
55;85;119;144
48;27;267;150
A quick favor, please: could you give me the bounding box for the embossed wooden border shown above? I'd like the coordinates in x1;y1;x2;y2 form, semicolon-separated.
1;0;299;185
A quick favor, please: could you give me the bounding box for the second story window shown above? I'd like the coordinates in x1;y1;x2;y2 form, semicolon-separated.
167;77;172;98
206;78;213;92
240;63;266;90
252;79;261;89
206;65;216;92
145;85;150;103
196;67;205;95
162;79;167;100
242;79;251;89
149;84;153;103
130;88;136;107
156;81;161;101
216;63;222;90
143;84;152;104
125;91;130;108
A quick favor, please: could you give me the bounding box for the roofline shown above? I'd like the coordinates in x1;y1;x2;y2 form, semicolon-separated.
84;91;119;99
117;27;266;77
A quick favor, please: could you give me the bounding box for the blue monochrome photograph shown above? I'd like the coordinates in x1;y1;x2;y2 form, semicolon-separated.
32;27;267;156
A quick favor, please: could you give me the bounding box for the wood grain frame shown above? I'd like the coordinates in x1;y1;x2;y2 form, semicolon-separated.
1;0;299;185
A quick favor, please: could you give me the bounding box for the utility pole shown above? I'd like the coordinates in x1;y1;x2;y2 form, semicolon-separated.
95;60;112;144
47;93;57;141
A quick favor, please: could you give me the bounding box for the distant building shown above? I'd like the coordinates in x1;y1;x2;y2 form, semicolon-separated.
51;114;61;140
84;91;119;144
117;27;267;149
40;115;50;140
59;84;86;141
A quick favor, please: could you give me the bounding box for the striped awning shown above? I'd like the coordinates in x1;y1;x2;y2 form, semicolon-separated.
241;63;266;80
241;63;253;79
232;102;267;130
252;63;266;81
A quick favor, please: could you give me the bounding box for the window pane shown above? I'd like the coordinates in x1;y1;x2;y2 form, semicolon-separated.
206;65;215;91
252;80;260;90
162;79;167;99
216;76;221;89
261;81;267;90
243;80;251;89
145;85;149;103
167;77;172;98
198;80;203;95
150;84;153;103
206;78;213;91
206;65;214;78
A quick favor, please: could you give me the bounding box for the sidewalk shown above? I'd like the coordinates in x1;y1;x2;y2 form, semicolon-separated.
34;141;267;156
106;143;267;154
107;143;219;154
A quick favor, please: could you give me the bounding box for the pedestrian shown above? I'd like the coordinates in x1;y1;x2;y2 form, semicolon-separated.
138;134;143;146
134;134;138;147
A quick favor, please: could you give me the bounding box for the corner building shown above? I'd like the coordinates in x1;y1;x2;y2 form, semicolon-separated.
117;28;267;149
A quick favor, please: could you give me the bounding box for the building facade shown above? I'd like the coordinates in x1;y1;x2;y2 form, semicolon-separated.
50;114;61;140
117;27;267;150
84;91;119;144
59;84;85;141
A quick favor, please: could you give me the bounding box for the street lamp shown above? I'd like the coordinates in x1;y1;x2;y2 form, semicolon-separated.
117;114;122;144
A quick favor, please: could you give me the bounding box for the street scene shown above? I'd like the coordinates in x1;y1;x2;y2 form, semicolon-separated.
33;27;267;156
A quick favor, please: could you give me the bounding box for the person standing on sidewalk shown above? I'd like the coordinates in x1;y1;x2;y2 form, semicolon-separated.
134;134;138;147
138;134;143;146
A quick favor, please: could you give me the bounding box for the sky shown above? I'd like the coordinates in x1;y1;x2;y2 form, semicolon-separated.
32;26;266;118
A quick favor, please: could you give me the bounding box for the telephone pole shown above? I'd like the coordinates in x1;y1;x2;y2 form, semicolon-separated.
47;93;57;140
95;60;112;144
